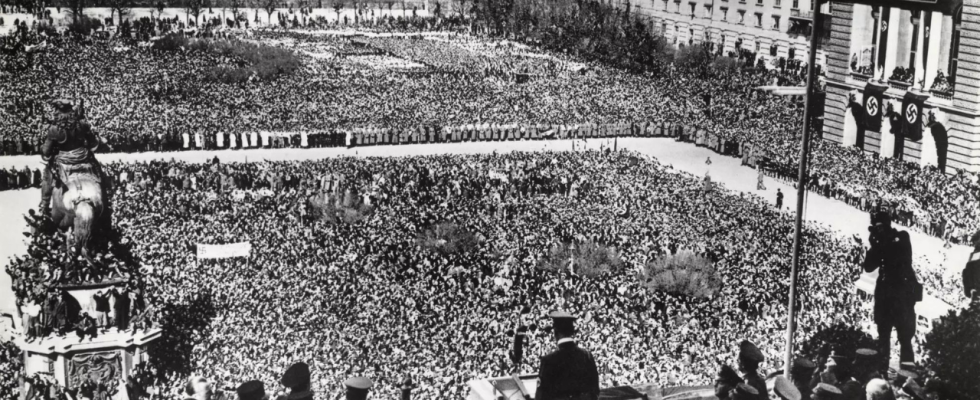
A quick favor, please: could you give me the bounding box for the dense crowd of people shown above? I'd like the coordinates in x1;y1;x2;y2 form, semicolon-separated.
0;342;22;400
1;16;976;246
1;3;976;399
5;150;953;399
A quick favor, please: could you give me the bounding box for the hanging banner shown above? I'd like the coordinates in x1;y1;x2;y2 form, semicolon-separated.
877;7;891;75
197;242;252;259
863;82;888;131
901;92;929;142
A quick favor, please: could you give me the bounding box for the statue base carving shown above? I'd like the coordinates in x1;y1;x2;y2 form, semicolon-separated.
14;327;161;400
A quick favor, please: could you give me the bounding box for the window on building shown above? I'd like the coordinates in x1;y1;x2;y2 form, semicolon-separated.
705;5;713;18
738;10;746;24
849;5;876;76
690;3;697;17
772;15;780;30
770;43;778;57
950;13;962;89
792;0;799;8
719;7;728;21
755;12;763;27
775;0;781;6
757;0;764;5
789;47;796;59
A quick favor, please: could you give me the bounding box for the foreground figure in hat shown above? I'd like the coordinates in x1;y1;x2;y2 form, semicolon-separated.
737;341;767;400
864;211;919;369
536;311;599;400
237;380;267;400
790;358;817;400
280;362;313;400
344;377;372;400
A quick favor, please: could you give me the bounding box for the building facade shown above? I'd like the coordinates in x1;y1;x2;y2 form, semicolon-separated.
631;0;829;68
822;1;979;172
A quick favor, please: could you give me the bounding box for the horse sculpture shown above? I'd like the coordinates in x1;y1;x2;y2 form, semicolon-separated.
41;99;108;264
50;160;106;262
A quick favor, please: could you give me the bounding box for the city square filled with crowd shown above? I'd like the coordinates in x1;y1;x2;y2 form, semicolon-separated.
2;1;979;400
21;150;876;399
1;13;976;248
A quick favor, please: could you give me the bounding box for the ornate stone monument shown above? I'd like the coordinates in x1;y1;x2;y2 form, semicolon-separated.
5;99;161;400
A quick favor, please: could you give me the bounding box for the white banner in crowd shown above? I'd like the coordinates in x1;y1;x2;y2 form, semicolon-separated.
197;242;252;259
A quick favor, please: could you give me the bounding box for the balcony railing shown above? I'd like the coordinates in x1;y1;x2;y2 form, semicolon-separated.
790;9;812;19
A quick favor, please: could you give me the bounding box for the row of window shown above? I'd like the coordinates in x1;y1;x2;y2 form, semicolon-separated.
704;0;803;8
659;0;813;28
660;24;802;59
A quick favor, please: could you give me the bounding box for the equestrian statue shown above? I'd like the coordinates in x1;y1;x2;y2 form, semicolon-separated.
39;98;109;264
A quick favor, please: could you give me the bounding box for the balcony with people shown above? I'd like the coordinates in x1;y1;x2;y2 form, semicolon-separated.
846;3;962;106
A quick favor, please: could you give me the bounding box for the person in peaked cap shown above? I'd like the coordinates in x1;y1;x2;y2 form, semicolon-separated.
774;376;801;400
237;381;267;400
852;349;881;384
737;340;767;400
730;383;759;400
714;364;743;399
535;311;600;400
812;383;842;400
280;362;313;400
790;358;817;400
893;369;918;387
344;377;372;400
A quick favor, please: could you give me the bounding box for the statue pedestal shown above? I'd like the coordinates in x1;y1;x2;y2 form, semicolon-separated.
15;327;161;392
9;278;160;400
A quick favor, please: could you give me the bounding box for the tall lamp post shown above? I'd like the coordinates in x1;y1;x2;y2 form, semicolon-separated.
782;0;822;378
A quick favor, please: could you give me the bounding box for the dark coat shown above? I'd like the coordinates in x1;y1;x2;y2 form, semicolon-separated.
112;289;131;330
536;340;599;400
743;372;768;400
863;230;917;324
963;253;980;299
93;292;111;313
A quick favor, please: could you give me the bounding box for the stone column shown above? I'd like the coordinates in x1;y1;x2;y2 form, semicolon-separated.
923;11;944;89
882;7;901;81
822;1;855;144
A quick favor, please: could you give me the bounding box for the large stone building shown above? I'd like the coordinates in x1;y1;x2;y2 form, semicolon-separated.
631;0;829;68
823;1;976;172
